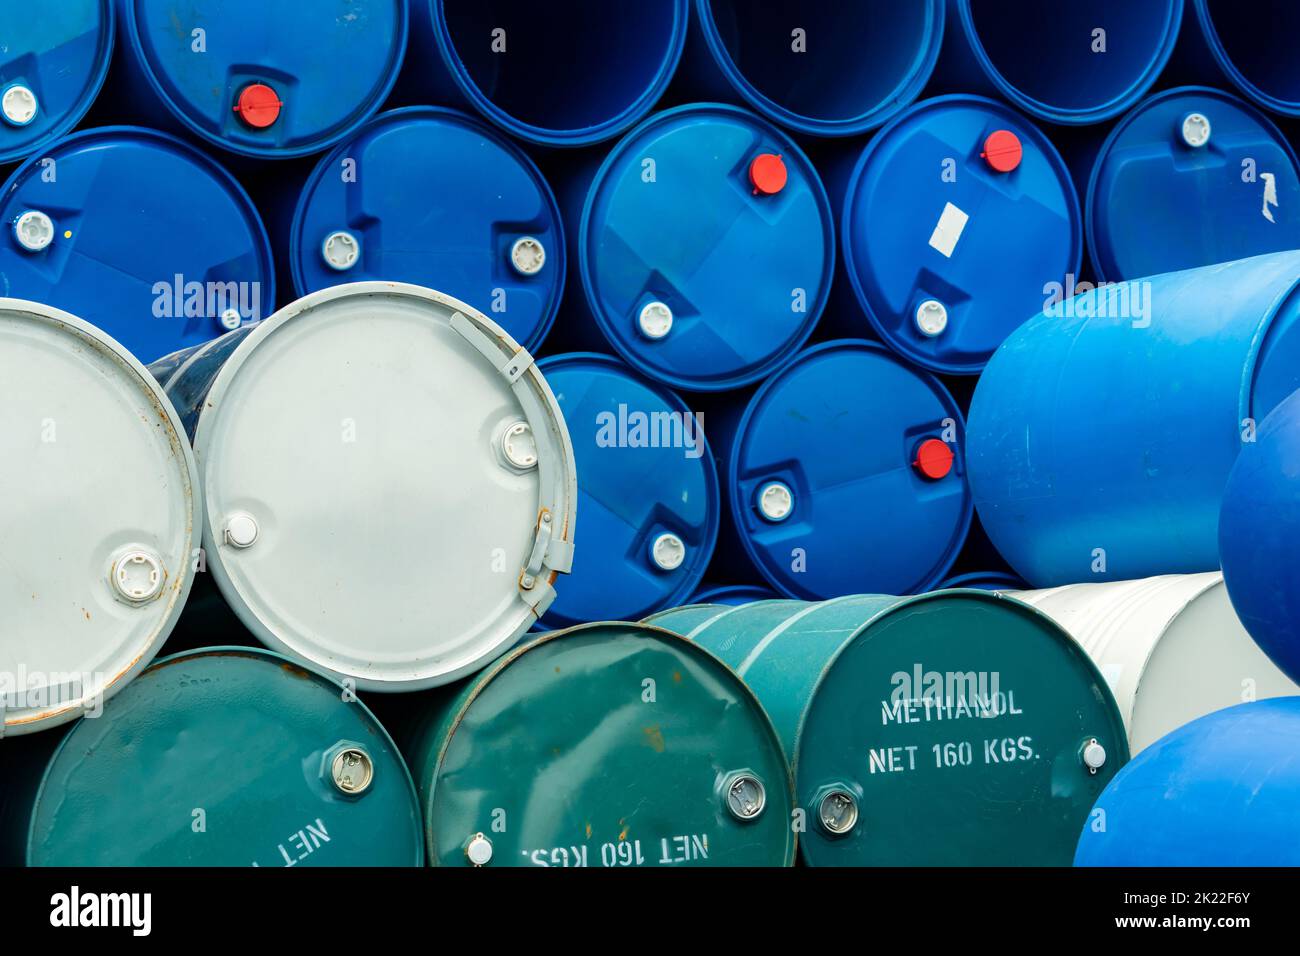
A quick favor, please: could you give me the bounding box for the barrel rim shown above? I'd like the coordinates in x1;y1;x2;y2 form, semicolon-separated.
840;93;1084;375
938;570;1027;590
534;352;721;627
0;296;202;738
427;0;690;147
1085;85;1300;283
420;620;798;867
692;0;945;137
0;124;277;326
24;644;424;866
0;0;116;165
727;338;972;598
289;105;568;352
578;102;835;392
191;281;578;692
1192;0;1300;118
954;0;1184;125
120;0;409;159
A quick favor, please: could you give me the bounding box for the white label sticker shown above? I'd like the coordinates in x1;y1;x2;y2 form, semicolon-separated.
928;202;969;258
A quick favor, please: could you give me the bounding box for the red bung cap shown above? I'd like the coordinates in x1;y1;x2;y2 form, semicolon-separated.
981;129;1022;173
235;84;282;129
749;153;788;195
914;438;955;480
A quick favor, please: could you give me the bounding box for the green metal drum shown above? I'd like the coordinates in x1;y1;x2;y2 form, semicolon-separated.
647;592;1128;866
6;647;423;867
404;622;796;867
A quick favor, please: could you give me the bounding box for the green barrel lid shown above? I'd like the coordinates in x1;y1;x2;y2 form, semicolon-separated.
650;592;1128;866
22;647;423;867
406;622;796;867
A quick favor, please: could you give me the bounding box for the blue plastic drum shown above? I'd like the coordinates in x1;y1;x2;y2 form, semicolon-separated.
289;107;564;352
721;340;971;600
536;353;718;629
405;0;688;147
1075;698;1300;866
0;127;273;363
1087;87;1300;282
1190;0;1300;117
691;0;944;136
0;0;114;164
1220;387;1300;685
577;104;834;392
944;0;1183;125
839;95;1081;374
939;571;1027;591
969;251;1300;587
114;0;406;158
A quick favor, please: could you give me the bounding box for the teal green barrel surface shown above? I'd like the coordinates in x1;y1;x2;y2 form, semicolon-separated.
13;647;423;867
650;592;1128;866
404;623;796;867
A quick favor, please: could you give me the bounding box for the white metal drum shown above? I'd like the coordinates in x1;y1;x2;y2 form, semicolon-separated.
1012;573;1300;752
159;282;576;691
0;299;201;735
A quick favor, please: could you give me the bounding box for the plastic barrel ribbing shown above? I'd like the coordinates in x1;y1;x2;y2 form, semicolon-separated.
968;251;1300;587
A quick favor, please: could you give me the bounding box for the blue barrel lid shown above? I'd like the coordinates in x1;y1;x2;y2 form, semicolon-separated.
0;126;274;363
292;107;564;352
693;0;943;136
580;104;834;391
1087;87;1300;282
729;340;971;599
537;353;718;628
939;570;1027;591
1192;0;1300;118
842;95;1081;375
121;0;407;158
690;583;781;606
953;0;1183;125
419;0;689;147
0;1;114;164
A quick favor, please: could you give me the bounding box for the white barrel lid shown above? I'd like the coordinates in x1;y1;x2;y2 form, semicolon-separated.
194;282;577;691
1;299;200;736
